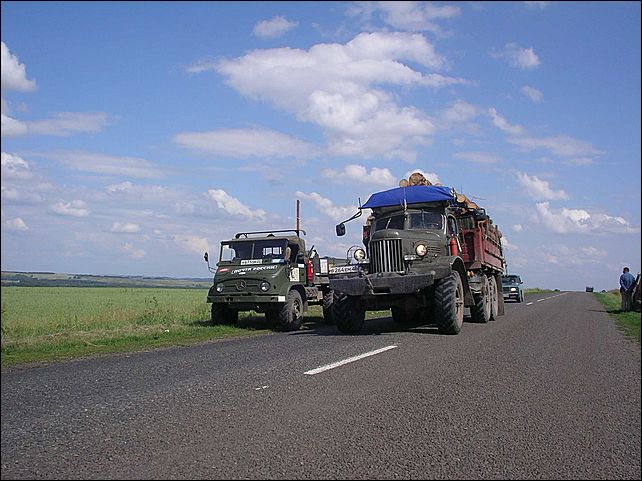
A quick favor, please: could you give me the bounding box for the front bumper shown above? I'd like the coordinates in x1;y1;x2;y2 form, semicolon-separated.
330;272;436;297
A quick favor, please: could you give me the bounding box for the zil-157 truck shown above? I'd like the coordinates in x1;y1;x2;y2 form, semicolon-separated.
204;229;343;331
329;184;505;334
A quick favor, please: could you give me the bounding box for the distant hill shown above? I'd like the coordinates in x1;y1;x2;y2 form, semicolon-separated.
1;271;211;289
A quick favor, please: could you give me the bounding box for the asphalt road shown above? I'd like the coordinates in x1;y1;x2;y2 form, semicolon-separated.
1;292;640;480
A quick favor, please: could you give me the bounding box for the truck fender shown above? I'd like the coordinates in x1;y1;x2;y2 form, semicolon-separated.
449;257;475;307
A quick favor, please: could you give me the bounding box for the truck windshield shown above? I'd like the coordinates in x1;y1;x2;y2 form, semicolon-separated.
503;276;521;284
220;239;287;262
373;212;443;232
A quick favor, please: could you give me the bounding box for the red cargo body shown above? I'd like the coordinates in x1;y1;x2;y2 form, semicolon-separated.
458;218;504;272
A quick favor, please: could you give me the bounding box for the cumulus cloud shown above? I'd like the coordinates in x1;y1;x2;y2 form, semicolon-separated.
206;31;466;160
111;222;140;233
27;112;110;136
347;1;461;35
488;108;525;136
253;16;298;39
207;189;266;220
3;217;29;231
1;114;28;137
517;172;569;201
522;85;543;103
295;191;358;222
453;151;498;164
321;164;396;187
51;200;90;217
512;224;523;232
46;151;163;178
1;41;37;92
535;202;639;235
491;43;541;70
174;127;318;159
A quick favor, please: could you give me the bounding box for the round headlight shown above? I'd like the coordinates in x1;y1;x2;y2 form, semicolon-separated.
260;281;270;292
415;244;428;257
354;248;366;261
216;284;224;293
510;287;517;292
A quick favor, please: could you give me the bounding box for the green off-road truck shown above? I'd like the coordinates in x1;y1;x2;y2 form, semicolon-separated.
204;229;340;331
330;185;506;334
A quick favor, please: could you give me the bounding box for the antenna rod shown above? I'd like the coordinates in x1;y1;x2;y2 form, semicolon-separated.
296;199;300;232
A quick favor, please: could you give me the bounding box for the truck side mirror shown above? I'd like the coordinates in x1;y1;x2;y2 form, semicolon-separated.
336;223;346;237
204;252;209;263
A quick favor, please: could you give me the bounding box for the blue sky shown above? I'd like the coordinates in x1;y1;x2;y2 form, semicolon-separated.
1;1;640;291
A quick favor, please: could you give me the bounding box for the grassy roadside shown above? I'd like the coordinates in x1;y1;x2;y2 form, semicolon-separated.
594;291;641;344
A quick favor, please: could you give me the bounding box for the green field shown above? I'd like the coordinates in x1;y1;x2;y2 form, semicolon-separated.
594;291;641;343
0;286;272;368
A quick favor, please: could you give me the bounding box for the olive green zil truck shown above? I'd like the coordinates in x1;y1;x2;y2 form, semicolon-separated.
204;229;341;331
330;185;505;334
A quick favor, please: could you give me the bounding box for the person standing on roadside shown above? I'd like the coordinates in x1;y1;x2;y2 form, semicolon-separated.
619;266;636;311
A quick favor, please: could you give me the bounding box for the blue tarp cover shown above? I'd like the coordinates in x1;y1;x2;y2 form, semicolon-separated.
362;185;455;209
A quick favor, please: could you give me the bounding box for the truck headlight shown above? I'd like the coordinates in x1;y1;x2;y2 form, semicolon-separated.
260;281;270;292
510;287;517;292
415;244;428;257
216;284;224;293
354;248;366;261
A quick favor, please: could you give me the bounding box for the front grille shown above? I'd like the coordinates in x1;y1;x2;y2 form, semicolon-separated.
370;239;404;273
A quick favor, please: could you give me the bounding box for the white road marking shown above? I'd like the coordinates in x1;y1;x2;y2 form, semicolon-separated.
304;345;398;375
526;302;534;305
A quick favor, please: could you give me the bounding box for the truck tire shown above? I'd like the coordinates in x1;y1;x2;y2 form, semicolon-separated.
470;274;491;323
333;291;365;334
211;303;238;325
434;271;464;335
322;288;335;325
276;290;304;331
489;275;499;321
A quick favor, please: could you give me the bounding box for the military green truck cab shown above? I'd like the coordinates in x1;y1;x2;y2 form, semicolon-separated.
204;229;335;331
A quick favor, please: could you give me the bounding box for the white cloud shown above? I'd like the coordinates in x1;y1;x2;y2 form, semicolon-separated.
1;113;28;137
453;151;498;164
321;164;396;187
517;172;569;201
439;100;479;127
488;108;525;136
3;217;29;231
295;191;358;222
51;200;90;217
501;235;518;250
27;112;110;136
207;189;266;220
46;151;163;178
111;222;141;233
522;85;543;103
172;235;209;255
123;242;146;259
347;1;461;35
512;224;523;232
489;108;603;160
1;152;34;179
535;202;640;235
210;31;466;160
253;16;298;39
174;127;318;159
1;41;37;92
492;43;541;70
565;157;594;166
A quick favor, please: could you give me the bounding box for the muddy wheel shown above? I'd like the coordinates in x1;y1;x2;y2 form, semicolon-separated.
276;290;304;331
211;303;238;325
434;271;464;335
322;288;335;325
333;291;365;334
471;274;491;323
489;275;499;321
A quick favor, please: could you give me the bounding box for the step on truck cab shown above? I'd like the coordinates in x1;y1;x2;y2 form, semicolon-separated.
204;229;338;331
330;185;505;334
